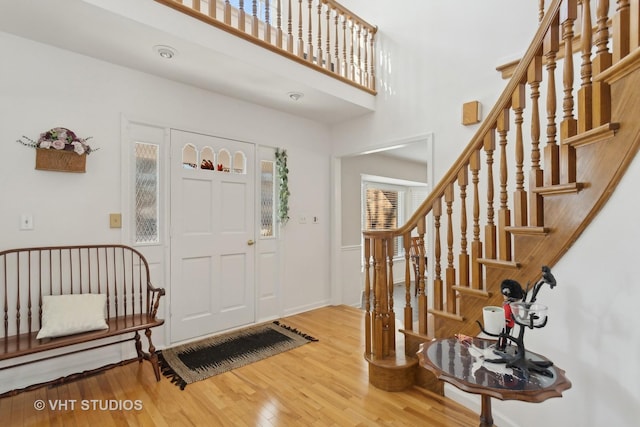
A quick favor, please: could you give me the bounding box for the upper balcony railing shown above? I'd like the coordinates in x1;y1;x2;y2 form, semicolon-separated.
154;0;378;93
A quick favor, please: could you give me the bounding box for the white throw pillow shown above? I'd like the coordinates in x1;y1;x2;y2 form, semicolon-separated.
36;294;108;339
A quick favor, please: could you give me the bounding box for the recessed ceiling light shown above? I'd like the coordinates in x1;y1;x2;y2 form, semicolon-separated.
288;92;304;101
154;45;177;59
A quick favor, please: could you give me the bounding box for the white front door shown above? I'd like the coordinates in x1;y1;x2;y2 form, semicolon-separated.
170;130;255;343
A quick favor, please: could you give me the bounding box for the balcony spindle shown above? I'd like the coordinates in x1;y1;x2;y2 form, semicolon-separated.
252;0;258;37
613;0;631;62
264;0;272;42
578;0;593;133
433;198;443;311
208;0;216;19
297;0;304;57
470;151;483;290
316;1;323;65
386;238;395;352
355;24;361;82
416;217;427;335
349;21;355;80
276;0;283;47
307;0;314;62
334;10;341;74
364;237;371;355
342;14;347;77
225;0;231;25
513;83;528;227
544;14;560;186
373;238;383;358
484;131;497;259
369;30;376;90
458;168;469;288
445;184;456;314
363;28;369;86
593;0;612;126
529;56;545;226
325;6;332;71
287;0;294;52
560;0;578;184
403;232;413;331
497;109;512;261
239;0;246;32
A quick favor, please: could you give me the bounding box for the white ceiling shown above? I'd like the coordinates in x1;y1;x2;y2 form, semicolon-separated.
1;0;429;163
0;0;375;124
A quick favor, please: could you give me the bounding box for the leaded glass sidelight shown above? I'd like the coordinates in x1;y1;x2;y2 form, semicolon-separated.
135;142;159;244
261;160;275;237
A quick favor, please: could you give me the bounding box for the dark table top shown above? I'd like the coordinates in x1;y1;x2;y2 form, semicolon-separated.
417;337;571;403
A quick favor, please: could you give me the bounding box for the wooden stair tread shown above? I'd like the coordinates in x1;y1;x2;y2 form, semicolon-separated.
532;182;585;195
504;226;549;236
452;286;492;298
399;328;433;341
563;122;619;147
427;309;464;322
477;258;520;269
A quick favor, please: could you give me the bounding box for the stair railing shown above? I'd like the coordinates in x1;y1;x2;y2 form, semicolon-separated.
154;0;377;93
363;0;634;361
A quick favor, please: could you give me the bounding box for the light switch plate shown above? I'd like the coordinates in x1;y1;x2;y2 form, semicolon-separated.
20;214;34;230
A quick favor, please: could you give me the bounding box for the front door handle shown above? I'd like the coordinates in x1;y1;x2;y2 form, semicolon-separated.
247;240;255;246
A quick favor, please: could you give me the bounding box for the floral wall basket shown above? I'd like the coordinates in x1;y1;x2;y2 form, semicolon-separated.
18;127;96;173
35;148;86;173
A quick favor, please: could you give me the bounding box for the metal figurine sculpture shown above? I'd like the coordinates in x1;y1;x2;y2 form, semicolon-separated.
477;266;557;379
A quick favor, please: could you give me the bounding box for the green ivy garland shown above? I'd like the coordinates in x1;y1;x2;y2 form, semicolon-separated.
275;148;290;225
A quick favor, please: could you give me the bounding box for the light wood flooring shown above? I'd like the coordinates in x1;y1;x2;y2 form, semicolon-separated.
0;305;479;426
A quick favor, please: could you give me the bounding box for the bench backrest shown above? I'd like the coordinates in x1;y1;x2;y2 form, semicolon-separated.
0;244;160;338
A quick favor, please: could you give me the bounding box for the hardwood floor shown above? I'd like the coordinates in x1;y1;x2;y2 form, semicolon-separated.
0;305;478;426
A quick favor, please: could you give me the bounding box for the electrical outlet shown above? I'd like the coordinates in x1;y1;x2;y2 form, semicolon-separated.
299;215;307;224
109;213;122;228
312;216;320;224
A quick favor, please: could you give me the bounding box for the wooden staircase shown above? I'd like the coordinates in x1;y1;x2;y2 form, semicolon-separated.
363;0;640;392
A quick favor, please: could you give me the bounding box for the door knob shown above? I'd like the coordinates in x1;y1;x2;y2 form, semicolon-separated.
247;240;255;246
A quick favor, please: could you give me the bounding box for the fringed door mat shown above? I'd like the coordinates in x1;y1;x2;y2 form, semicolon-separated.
158;321;318;389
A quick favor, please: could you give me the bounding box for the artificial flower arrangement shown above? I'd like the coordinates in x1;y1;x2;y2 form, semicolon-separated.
18;127;95;155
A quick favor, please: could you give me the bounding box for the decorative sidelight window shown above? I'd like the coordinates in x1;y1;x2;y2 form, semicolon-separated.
260;160;276;237
135;142;160;244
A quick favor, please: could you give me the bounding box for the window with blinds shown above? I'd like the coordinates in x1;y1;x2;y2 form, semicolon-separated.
363;182;404;257
362;178;429;259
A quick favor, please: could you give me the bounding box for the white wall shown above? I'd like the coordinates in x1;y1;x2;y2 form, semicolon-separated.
330;1;640;426
0;31;331;391
332;0;540;182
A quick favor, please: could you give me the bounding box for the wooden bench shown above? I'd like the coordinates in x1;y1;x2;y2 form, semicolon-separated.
0;244;165;395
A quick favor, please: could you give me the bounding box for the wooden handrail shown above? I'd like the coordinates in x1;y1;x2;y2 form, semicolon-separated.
366;0;565;241
154;0;377;94
363;0;640;382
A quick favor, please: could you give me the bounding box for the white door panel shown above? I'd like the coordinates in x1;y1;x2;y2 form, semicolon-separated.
170;130;255;343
